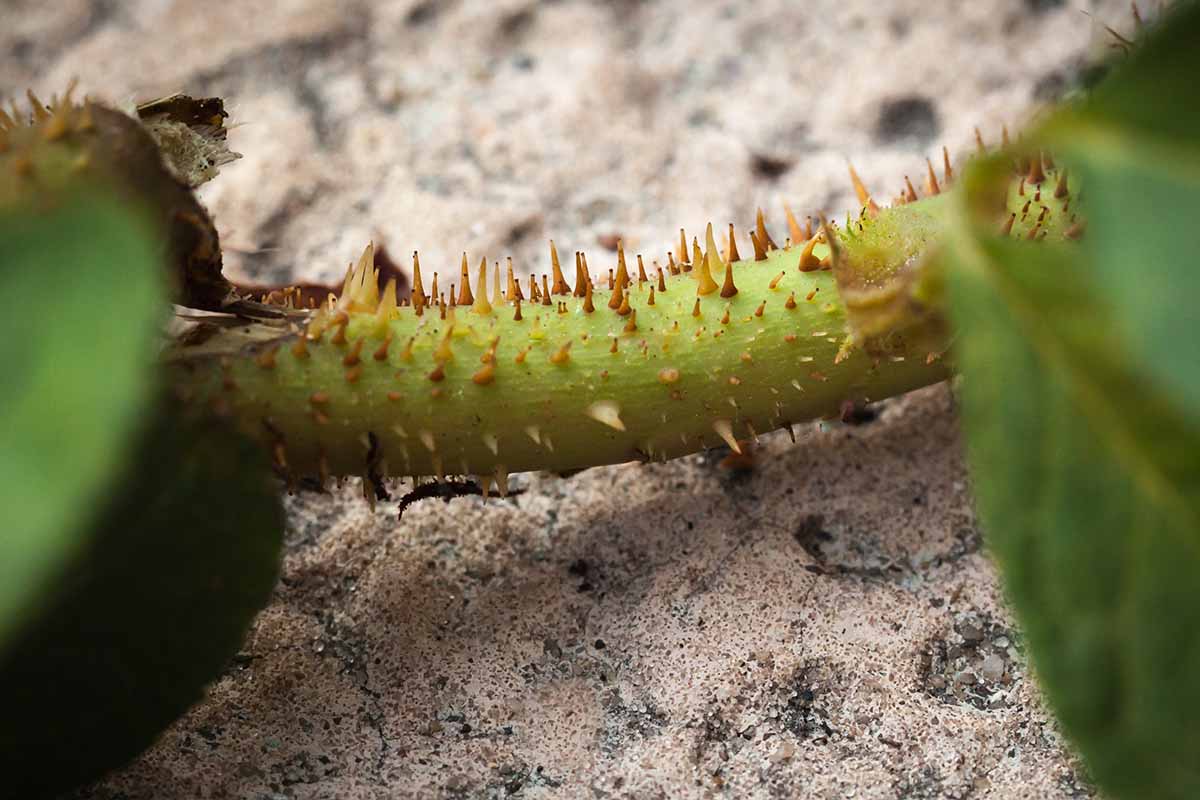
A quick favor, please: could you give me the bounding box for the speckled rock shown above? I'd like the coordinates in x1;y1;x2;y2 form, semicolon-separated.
2;1;1134;797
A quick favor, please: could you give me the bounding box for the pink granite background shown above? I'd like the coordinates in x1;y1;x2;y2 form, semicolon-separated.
1;0;1133;797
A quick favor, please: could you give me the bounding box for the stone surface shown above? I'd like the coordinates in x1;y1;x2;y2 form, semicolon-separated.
2;0;1136;797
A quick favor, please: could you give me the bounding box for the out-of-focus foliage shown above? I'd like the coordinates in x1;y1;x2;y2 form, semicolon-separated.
947;4;1200;797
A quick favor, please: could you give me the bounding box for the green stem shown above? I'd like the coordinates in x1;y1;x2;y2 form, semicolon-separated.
169;219;951;491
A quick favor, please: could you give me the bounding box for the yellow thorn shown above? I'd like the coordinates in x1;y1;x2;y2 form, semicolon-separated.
925;157;941;195
573;252;588;297
712;420;742;454
1028;151;1046;185
1054;168;1070;200
719;255;738;299
27;91;49;122
473;257;493;315
342;337;365;367
434;325;455;362
848;163;873;206
411;252;426;314
799;236;822;272
457;253;473;305
506;257;521;301
726;223;741;263
784;205;805;245
43;110;69;141
550;241;571;295
942;146;954;183
679;228;689;265
373;333;393;361
550;341;572;365
472;363;496;385
750;229;767;261
696;223;721;296
755;209;778;250
377;278;399;321
583;278;595;313
616;241;630;288
608;271;624;311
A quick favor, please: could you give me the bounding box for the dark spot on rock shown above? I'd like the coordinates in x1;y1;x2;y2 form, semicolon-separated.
600;697;668;755
893;766;946;800
594;639;606;650
1025;0;1065;12
568;559;596;592
919;612;1022;710
1033;70;1068;103
687;107;714;128
887;16;911;38
750;152;793;180
874;96;940;148
505;216;541;246
779;664;836;742
498;7;536;38
406;0;441;26
793;514;833;562
486;762;562;795
597;232;623;251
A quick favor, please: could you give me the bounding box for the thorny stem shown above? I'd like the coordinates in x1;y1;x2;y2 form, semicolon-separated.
1;93;1081;499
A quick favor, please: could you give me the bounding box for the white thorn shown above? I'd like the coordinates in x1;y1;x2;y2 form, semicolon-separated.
712;419;742;454
585;400;626;431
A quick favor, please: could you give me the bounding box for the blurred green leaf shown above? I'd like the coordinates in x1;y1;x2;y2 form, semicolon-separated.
948;223;1200;798
0;190;283;795
0;410;283;797
947;8;1200;789
0;195;161;647
1040;0;1200;426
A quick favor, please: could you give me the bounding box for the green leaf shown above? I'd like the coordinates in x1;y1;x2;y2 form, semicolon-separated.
947;155;1200;800
946;10;1200;795
0;194;161;647
0;410;283;797
0;190;283;795
1040;0;1200;427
